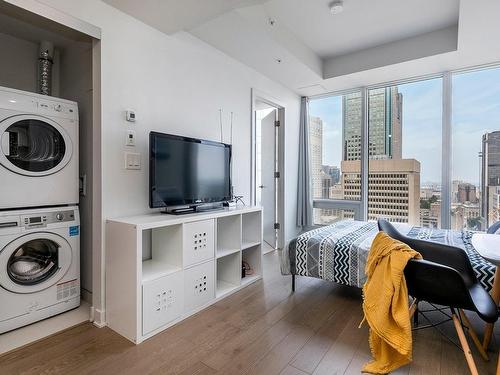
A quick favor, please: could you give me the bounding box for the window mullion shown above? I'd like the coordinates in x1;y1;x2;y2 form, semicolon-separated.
360;87;369;221
441;72;452;229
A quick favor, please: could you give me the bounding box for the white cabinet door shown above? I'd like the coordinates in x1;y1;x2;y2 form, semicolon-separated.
142;271;183;335
183;220;214;267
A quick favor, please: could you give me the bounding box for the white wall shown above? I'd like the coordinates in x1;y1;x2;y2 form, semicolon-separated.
0;31;60;94
59;42;93;299
17;0;300;322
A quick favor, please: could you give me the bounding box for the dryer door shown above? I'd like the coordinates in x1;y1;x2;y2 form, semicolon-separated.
0;114;73;176
0;232;72;294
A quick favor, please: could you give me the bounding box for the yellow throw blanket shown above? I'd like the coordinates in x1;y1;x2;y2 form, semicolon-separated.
362;232;422;374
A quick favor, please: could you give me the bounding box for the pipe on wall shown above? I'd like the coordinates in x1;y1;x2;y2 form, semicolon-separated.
37;40;54;95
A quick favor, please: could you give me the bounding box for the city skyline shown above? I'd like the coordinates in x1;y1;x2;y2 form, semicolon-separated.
310;68;500;186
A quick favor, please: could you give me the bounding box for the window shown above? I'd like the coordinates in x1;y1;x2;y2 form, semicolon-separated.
368;79;442;227
307;65;500;230
451;67;500;230
309;92;361;225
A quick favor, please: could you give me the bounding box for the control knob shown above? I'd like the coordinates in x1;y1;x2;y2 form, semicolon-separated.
56;213;64;221
54;104;62;112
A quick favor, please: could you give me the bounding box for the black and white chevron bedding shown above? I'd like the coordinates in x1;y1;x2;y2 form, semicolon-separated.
282;220;496;291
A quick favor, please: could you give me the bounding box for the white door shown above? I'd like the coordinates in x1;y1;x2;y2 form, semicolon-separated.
257;109;277;249
0;114;72;176
0;232;73;294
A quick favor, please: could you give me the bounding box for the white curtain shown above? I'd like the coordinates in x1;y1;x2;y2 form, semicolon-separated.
296;97;313;228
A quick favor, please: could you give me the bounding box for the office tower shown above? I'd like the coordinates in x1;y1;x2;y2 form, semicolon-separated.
341;159;421;225
457;182;478;203
322;165;341;184
481;131;500;226
310;116;323;200
342;87;403;161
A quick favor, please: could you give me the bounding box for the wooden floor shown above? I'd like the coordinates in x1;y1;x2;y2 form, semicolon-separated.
2;251;500;375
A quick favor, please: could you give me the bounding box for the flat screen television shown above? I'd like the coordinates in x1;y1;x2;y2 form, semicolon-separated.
149;132;232;210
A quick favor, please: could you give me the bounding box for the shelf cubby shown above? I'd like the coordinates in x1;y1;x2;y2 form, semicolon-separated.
242;211;262;248
241;244;262;284
216;215;242;257
216;252;241;298
141;224;183;283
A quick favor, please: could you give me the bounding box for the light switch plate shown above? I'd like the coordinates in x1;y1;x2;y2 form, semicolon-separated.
126;110;136;122
125;130;136;146
125;152;141;170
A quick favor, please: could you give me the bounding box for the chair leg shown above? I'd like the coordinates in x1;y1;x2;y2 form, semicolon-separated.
291;274;295;292
413;299;419;327
409;298;418;320
452;311;480;375
459;309;489;361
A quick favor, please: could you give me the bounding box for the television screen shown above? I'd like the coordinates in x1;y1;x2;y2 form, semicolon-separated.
149;132;231;208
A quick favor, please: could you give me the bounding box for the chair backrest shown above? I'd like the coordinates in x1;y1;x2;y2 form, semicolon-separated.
377;219;477;307
487;221;500;234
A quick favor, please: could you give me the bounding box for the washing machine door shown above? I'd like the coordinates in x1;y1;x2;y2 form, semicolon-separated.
0;114;73;177
0;232;72;294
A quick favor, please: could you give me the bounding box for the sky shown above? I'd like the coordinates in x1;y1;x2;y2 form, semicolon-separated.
309;67;500;186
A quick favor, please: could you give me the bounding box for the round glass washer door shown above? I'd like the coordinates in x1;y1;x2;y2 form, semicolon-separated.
0;114;72;177
0;232;72;294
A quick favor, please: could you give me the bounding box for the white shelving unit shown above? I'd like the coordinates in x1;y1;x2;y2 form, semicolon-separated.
106;206;262;344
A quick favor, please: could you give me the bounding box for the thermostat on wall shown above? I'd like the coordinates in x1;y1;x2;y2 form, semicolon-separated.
126;110;136;122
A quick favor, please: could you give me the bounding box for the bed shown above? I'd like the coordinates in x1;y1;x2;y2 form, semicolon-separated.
280;220;496;292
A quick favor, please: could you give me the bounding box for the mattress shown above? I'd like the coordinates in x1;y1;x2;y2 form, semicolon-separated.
281;220;496;291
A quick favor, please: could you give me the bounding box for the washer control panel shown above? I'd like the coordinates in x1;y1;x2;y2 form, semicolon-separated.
21;209;75;228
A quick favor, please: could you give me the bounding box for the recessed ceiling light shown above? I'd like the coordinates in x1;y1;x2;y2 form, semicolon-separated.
330;1;344;15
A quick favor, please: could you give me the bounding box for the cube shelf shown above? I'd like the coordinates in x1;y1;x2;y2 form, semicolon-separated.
106;206;263;345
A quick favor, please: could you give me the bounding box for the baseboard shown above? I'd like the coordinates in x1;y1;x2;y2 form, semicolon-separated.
92;308;106;328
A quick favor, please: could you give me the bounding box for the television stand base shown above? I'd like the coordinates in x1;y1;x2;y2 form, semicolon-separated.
163;203;225;215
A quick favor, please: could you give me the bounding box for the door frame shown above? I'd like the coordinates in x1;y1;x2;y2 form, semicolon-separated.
251;89;285;250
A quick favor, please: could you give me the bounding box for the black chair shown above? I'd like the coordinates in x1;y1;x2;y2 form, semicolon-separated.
487;221;500;234
378;219;498;375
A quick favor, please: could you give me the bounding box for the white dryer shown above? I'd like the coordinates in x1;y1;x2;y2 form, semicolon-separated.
0;206;80;333
0;86;78;209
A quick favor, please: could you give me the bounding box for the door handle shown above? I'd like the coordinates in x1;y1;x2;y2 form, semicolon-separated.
259;185;265;188
0;221;18;228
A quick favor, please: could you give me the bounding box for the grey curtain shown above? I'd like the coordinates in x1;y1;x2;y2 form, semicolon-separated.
296;96;313;228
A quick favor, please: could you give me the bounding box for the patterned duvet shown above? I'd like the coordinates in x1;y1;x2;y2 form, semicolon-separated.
281;220;496;291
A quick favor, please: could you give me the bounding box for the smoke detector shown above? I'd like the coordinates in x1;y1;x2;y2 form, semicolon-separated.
330;1;344;15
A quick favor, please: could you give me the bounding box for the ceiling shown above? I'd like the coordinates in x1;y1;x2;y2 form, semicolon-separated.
103;0;500;96
102;0;269;34
262;0;459;59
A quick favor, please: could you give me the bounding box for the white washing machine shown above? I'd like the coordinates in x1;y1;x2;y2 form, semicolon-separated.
0;86;79;209
0;206;80;333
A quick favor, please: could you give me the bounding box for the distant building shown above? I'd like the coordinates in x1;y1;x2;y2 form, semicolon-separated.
343;88;402;161
488;186;500;226
329;183;343;199
321;172;332;199
420;201;441;228
341;159;421;225
310;116;323;200
452;202;482;230
322;165;341;184
482;131;500;226
457;183;478;203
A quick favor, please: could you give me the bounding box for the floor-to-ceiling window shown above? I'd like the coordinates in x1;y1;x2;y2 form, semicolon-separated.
367;78;443;227
451;67;500;230
309;91;362;225
308;65;500;229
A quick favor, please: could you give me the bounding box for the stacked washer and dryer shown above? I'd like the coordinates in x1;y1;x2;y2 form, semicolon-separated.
0;86;80;333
